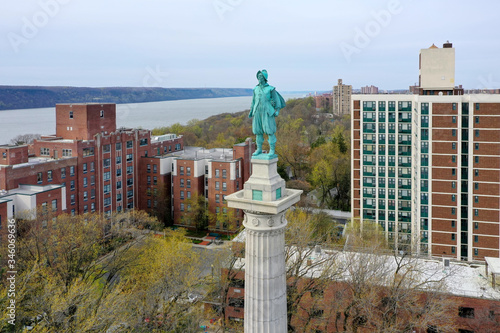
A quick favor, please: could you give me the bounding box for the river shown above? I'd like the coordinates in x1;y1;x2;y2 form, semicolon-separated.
0;94;305;145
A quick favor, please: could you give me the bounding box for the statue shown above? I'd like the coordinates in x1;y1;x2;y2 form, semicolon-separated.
249;69;286;158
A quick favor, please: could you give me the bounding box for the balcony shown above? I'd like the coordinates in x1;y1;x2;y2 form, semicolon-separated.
388;113;396;122
398;138;412;145
378;115;386;122
398;183;411;190
363;181;376;188
398;147;411;156
421;197;428;205
398;113;412;122
398;205;411;212
398;172;411;179
421;185;428;192
363;191;375;198
398;102;412;111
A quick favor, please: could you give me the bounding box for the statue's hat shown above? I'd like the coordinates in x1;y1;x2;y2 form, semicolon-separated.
257;69;268;81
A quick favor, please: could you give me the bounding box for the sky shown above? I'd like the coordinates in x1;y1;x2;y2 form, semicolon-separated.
1;0;499;91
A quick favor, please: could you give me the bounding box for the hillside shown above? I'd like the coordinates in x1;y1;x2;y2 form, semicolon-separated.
0;86;253;111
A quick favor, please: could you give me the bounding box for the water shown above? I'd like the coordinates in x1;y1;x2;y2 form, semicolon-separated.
0;94;304;145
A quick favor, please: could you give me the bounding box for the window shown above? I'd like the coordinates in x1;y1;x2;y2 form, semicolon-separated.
100;110;104;117
474;235;479;243
70;180;75;190
215;181;220;190
474;222;478;230
117;193;122;201
187;167;191;176
452;129;456;136
83;191;88;201
116;142;122;150
116;156;121;164
222;182;227;191
61;167;66;178
452;194;456;202
475;129;479;137
83;177;88;187
104;158;111;168
474;143;479;150
47;170;53;181
62;149;72;157
180;166;184;175
40;147;50;156
222;169;227;178
215;169;220;178
127;140;133;148
91;189;95;199
37;172;43;183
180;179;184;187
187;179;191;188
475;156;479;163
451;220;455;228
475;196;478;203
69;110;73;118
90;162;95;171
127;166;133;174
474;169;479;177
91;202;95;212
451;208;456;215
451;233;456;241
153;165;157;173
127;178;133;187
104;197;111;207
474;248;479;256
474;182;478;190
452;181;456;189
104;184;110;194
475;116;479;123
51;199;57;212
117;168;122;176
180;203;184;212
147;176;151;185
147;164;151;173
452;116;456;123
83;147;94;157
458;307;475;319
216;194;220;203
126;154;133;162
70;194;75;205
452;155;456;163
180;191;184;199
103;171;111;181
187;191;191;199
153;177;157;185
70;166;75;176
103;144;111;153
140;138;148;146
127;190;133;198
452;169;456;176
147;199;151;208
452;142;456;150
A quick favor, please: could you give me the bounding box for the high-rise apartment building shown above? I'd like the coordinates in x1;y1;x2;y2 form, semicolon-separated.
361;85;379;94
333;79;352;116
352;95;500;261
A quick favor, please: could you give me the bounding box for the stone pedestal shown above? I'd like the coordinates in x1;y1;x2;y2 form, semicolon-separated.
225;157;302;333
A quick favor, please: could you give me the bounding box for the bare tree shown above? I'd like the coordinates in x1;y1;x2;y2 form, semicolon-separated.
10;133;41;145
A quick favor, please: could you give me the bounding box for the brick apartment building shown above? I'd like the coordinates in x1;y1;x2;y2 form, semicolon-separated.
218;246;500;332
0;102;253;237
351;43;500;261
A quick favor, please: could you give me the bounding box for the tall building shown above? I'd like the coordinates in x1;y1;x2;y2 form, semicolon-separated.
351;95;500;261
333;79;352;116
361;85;379;94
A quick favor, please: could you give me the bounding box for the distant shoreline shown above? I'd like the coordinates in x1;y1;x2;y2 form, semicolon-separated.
0;86;255;111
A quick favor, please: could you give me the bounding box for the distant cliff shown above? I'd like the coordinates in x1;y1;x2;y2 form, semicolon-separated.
0;86;253;111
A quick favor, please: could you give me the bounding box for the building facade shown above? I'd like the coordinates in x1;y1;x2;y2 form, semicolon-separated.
333;79;352;116
351;94;500;261
360;85;379;94
0;103;253;234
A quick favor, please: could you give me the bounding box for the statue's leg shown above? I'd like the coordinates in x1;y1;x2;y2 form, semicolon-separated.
268;134;276;156
253;134;264;155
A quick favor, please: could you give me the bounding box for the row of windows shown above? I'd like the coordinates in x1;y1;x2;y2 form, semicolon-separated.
146;164;158;173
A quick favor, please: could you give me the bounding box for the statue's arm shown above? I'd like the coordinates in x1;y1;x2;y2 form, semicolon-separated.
249;91;255;118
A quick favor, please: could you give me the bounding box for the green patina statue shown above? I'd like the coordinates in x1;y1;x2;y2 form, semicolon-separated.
249;69;286;159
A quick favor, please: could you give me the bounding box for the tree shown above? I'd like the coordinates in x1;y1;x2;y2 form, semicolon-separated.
183;192;208;231
0;212;207;332
10;133;41;145
275;117;310;179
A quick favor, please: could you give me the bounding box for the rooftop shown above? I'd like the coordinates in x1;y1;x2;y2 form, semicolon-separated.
0;184;65;197
169;146;235;162
4;156;76;169
232;229;500;300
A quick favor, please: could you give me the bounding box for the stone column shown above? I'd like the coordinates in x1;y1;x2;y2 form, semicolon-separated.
226;157;302;333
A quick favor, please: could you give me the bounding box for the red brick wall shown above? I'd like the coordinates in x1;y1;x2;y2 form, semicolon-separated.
0;145;29;165
56;104;116;140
